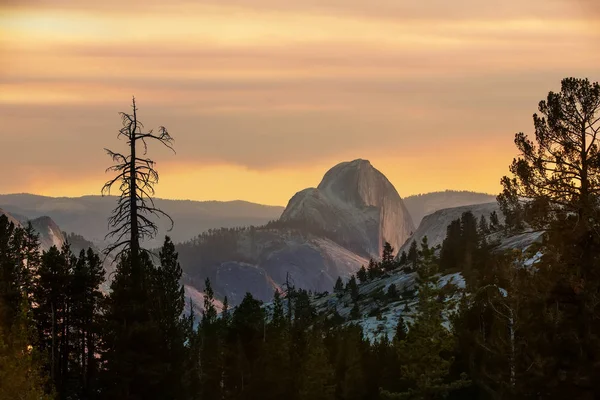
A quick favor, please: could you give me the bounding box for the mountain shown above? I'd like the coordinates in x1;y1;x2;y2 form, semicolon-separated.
402;190;497;227
177;159;414;305
398;202;502;254
1;208;66;251
0;194;284;249
280;159;415;257
29;216;66;251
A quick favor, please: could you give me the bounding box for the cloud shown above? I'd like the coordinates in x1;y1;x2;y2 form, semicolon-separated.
0;0;599;203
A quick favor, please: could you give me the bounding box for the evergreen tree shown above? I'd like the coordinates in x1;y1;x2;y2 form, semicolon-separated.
69;248;105;398
153;237;186;399
478;215;489;236
336;326;366;400
261;290;291;400
489;211;500;230
99;252;164;400
334;276;345;294
0;297;52;400
407;241;419;270
440;219;461;272
298;332;335;400
381;242;396;271
200;277;222;400
33;244;75;398
381;252;470;399
393;317;407;342
347;275;359;302
497;77;600;398
357;266;368;283
387;283;399;300
367;258;381;280
398;251;408;266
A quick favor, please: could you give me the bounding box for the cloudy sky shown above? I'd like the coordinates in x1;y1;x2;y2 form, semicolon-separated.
1;0;599;206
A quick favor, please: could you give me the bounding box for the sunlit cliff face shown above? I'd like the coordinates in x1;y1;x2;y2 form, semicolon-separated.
1;0;599;205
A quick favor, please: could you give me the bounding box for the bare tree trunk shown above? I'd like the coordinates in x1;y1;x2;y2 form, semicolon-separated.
130;98;140;266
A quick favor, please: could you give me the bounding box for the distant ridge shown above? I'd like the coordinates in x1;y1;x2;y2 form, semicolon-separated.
0;193;284;249
402;190;496;226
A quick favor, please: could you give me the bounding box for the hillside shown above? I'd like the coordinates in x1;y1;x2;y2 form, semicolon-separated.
403;190;497;226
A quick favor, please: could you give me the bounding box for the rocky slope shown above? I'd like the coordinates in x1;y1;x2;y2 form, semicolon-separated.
1;208;66;251
403;190;497;226
178;159;413;305
398;202;503;254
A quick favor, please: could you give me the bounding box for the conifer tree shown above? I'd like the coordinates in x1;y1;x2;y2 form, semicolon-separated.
334;276;345;294
497;77;600;398
0;297;52;400
153;237;186;399
200;277;222;400
357;266;368;283
347;275;359;302
489;211;500;231
478;215;489;236
387;283;399;300
381;251;470;399
298;332;335;400
367;259;380;280
381;242;396;271
407;241;419;271
398;251;408;266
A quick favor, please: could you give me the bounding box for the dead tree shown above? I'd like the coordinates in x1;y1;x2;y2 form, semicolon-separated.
101;97;175;266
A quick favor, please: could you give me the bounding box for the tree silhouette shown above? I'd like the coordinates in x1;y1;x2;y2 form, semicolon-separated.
498;77;600;232
102;97;175;264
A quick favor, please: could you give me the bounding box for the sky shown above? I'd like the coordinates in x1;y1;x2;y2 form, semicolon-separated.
1;0;599;206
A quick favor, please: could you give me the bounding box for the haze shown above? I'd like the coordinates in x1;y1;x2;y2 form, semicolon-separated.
1;0;599;205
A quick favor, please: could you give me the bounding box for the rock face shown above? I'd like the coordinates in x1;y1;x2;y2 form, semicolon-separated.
1;209;66;252
280;159;415;257
178;159;412;305
402;190;497;227
398;202;502;254
30;216;66;251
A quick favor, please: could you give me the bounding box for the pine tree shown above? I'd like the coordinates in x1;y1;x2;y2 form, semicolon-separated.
347;275;359;302
381;242;396;271
398;251;408;266
381;253;470;399
357;266;368;283
99;252;164;400
489;211;500;231
478;215;489;236
334;276;345;294
407;241;419;271
496;77;600;397
336;326;366;400
153;236;186;399
69;248;105;398
393;317;407;342
0;297;52;400
200;277;222;400
261;290;291;400
298;332;335;400
367;258;380;280
387;283;399;300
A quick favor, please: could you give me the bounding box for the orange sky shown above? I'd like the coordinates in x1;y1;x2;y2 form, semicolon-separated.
1;0;599;206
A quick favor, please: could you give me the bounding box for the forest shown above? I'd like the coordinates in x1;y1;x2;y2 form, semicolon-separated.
0;77;599;399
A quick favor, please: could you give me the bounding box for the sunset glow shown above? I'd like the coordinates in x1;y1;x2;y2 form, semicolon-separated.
1;0;599;205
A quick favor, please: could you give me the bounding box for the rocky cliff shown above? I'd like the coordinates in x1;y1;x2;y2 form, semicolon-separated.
178;159;413;305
